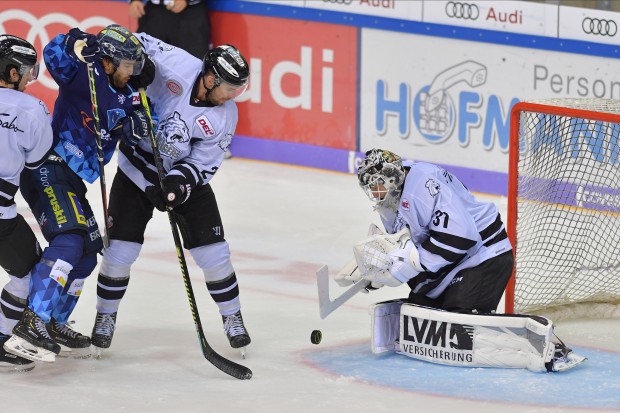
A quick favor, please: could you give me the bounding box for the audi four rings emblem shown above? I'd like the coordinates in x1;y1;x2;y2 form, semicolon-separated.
0;10;115;89
445;2;479;20
582;17;617;36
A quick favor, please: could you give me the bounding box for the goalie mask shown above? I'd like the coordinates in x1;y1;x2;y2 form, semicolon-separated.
358;149;405;207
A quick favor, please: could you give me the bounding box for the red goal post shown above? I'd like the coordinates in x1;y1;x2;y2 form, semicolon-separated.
506;99;620;318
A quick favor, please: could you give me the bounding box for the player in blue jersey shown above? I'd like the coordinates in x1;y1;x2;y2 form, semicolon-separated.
3;25;155;363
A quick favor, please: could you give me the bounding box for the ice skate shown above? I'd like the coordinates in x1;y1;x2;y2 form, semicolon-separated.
4;307;60;363
0;334;35;372
47;319;92;359
91;312;117;359
546;342;587;372
222;310;251;358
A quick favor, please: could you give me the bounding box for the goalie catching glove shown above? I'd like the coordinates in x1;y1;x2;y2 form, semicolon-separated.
353;225;423;287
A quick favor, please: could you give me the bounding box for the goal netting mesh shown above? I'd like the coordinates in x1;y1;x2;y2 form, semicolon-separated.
509;98;620;319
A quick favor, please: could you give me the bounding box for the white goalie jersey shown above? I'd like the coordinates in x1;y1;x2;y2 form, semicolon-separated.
118;33;238;192
376;161;512;299
0;88;53;219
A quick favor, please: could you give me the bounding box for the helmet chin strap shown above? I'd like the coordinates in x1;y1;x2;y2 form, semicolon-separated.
202;73;219;99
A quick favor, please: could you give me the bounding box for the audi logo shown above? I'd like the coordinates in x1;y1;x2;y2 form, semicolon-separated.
0;10;114;89
322;0;353;4
582;17;617;37
445;2;479;20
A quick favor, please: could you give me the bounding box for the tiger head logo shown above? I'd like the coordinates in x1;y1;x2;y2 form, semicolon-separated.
161;111;190;144
425;179;440;197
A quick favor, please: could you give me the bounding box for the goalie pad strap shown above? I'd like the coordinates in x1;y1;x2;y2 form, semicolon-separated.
398;304;555;372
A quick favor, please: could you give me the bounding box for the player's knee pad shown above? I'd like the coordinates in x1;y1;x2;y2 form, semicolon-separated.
2;274;31;300
100;239;142;278
190;242;233;282
0;215;41;277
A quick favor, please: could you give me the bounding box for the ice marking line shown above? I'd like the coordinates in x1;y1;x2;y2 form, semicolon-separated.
301;343;620;409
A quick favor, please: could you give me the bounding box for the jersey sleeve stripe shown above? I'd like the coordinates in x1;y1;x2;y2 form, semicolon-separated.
172;164;198;188
119;143;160;186
428;229;477;250
421;239;467;263
0;178;18;199
479;214;503;240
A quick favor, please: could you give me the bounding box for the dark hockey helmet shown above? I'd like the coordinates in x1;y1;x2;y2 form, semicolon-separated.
0;34;39;85
358;149;405;205
97;24;144;76
202;44;249;97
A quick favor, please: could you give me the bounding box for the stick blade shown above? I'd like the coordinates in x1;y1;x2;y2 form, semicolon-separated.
316;265;369;319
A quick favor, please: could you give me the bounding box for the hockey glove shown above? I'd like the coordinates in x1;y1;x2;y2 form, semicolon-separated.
144;185;166;212
128;56;155;90
68;28;100;64
111;108;152;147
145;175;191;211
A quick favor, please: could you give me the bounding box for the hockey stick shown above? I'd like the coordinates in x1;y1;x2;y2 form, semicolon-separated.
138;89;252;380
316;265;370;319
86;63;110;248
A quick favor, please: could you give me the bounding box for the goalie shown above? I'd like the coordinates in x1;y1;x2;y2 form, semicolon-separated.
335;149;585;372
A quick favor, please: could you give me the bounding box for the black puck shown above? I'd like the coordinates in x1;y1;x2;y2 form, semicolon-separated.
310;330;322;345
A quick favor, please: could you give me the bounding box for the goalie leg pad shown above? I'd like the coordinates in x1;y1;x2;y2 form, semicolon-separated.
0;215;41;278
370;299;406;354
397;304;557;372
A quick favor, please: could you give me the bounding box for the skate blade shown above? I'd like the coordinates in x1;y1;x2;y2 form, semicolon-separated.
93;346;105;360
58;345;92;359
3;336;56;363
553;353;587;372
0;363;35;373
239;346;247;359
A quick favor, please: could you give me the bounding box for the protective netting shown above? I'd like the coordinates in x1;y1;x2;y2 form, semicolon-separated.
513;98;620;315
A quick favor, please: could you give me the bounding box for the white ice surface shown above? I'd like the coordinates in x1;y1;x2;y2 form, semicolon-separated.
3;158;620;413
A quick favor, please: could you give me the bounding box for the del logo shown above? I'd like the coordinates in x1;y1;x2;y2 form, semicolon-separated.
403;315;474;350
401;199;410;210
196;115;215;137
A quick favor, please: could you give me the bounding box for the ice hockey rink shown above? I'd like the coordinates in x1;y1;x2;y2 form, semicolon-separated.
3;157;620;413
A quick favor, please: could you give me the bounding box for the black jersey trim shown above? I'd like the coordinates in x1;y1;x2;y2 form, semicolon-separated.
421;238;467;263
429;229;477;251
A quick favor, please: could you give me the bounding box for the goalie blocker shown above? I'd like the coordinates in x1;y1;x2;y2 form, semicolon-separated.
371;301;586;373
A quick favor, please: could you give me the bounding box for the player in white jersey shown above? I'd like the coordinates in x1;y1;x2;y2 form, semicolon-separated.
91;37;252;355
342;148;514;313
342;149;584;372
0;35;53;372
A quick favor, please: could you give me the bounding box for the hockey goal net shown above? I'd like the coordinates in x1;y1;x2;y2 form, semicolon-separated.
506;98;620;319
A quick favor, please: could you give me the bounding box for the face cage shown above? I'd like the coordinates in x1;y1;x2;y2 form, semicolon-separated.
361;175;388;204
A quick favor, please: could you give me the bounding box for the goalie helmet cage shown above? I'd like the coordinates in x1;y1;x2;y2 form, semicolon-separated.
506;98;620;319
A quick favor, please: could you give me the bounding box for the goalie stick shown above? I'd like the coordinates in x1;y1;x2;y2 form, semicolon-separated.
316;265;370;319
139;90;252;380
